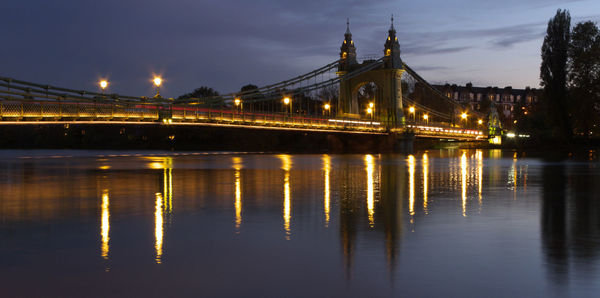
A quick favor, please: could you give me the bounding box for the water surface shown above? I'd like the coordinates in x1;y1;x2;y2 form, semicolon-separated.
0;150;599;297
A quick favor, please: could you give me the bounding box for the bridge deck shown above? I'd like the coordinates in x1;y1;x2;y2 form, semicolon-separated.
0;100;486;140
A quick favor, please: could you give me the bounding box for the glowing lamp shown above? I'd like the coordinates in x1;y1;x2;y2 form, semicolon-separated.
99;80;108;90
153;77;162;87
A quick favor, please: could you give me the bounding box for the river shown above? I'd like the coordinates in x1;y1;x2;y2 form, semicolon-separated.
0;150;598;297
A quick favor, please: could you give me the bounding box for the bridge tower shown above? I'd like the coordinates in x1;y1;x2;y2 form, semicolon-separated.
339;18;358;72
337;16;405;128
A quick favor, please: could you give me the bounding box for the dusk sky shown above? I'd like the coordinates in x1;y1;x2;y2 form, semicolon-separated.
2;0;600;98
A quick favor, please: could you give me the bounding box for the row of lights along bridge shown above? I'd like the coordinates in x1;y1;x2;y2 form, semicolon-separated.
97;77;332;116
97;77;484;127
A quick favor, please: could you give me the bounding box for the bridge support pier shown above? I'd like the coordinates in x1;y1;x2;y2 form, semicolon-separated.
392;132;414;154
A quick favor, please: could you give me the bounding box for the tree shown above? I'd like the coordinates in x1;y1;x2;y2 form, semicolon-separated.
540;9;572;141
238;84;265;112
568;21;600;137
177;87;219;100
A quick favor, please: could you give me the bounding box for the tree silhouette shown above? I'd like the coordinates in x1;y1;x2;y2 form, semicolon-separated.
540;9;572;141
569;21;600;137
177;87;219;100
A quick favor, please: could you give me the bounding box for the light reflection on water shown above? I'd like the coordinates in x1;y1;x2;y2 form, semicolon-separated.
100;190;110;260
323;155;331;227
233;157;242;232
0;150;599;297
365;154;376;227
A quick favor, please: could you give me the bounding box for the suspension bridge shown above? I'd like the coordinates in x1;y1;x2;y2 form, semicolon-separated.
0;19;490;151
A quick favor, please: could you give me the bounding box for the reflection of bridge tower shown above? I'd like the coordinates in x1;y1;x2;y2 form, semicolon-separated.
337;17;405;127
379;155;404;277
339;159;359;280
338;155;404;280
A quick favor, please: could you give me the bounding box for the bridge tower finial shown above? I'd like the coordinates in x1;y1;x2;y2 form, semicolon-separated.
390;14;395;31
346;18;351;35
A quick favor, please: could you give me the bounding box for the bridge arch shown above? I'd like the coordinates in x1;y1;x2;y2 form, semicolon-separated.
352;81;382;118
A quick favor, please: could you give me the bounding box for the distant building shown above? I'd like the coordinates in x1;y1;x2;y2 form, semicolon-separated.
434;83;539;128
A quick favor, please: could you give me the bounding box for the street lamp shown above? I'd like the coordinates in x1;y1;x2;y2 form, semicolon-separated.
99;80;108;91
153;76;163;98
478;119;483;125
323;103;330;116
461;112;468;127
409;106;415;121
366;107;373;120
423;114;429;125
233;98;243;119
283;97;291;114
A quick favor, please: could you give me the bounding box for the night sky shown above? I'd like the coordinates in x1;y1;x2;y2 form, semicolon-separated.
2;0;599;98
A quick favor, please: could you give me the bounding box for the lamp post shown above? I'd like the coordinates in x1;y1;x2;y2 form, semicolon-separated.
153;76;163;98
234;98;242;112
461;112;468;127
232;98;242;121
99;80;108;95
409;106;415;122
423;114;429;125
323;103;330;116
367;107;373;120
283;97;291;115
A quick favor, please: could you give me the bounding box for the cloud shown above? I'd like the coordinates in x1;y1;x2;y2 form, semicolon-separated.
411;65;451;72
404;45;473;55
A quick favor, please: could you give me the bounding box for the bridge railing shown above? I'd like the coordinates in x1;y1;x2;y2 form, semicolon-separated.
0;98;387;133
404;124;486;139
0;100;160;120
167;104;386;132
0;94;485;138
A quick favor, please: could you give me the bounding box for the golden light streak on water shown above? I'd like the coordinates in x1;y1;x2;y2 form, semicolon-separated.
155;193;164;264
322;155;331;227
283;172;291;239
162;167;173;213
422;153;429;214
233;157;243;231
101;190;110;260
512;152;518;200
477;150;483;207
168;168;173;213
278;155;292;240
365;154;375;227
408;155;415;216
461;152;467;217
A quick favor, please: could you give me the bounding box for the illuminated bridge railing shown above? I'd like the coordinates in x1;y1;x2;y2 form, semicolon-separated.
0;101;159;120
405;124;486;140
0;100;387;133
0;100;486;139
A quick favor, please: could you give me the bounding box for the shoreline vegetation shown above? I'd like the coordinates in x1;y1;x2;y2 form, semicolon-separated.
515;9;600;149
